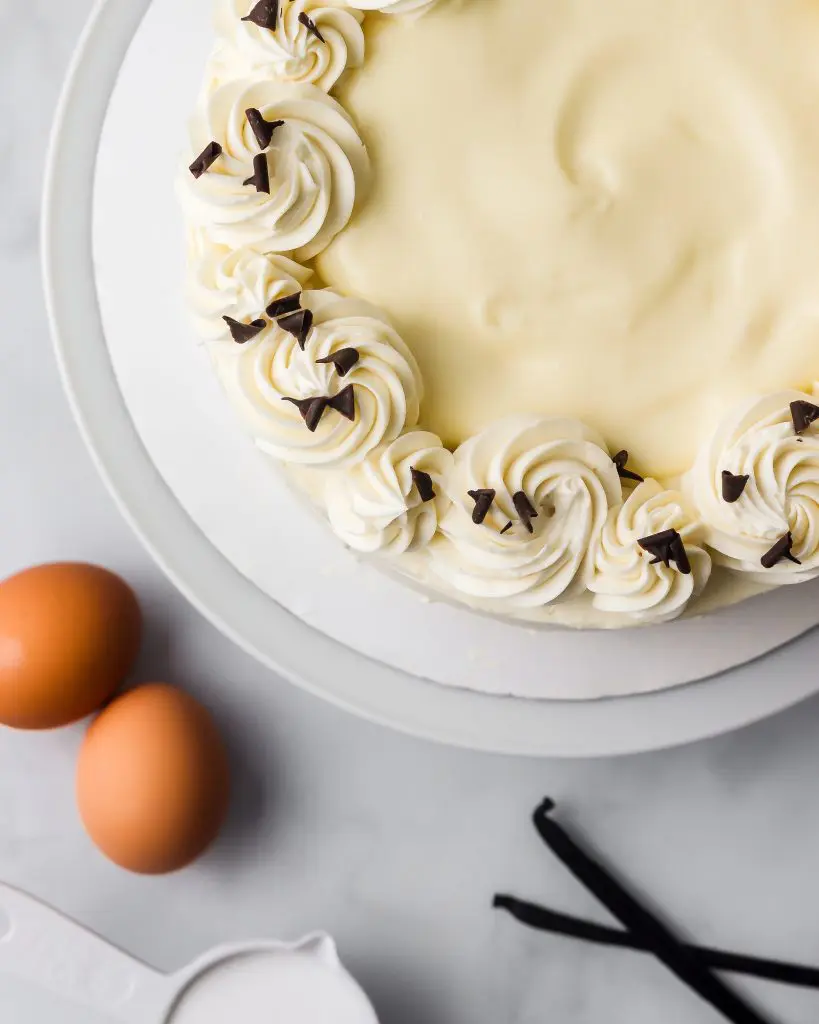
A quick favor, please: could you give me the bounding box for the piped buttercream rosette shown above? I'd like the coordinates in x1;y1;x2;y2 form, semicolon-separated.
179;76;369;260
588;480;711;624
325;431;453;554
212;0;365;92
217;293;422;467
430;417;622;608
188;242;312;343
686;390;819;584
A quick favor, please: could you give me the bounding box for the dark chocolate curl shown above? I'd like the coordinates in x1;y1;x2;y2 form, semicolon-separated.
613;450;644;484
189;142;222;178
316;348;360;378
222;316;266;345
721;471;749;504
328;384;356;421
468;489;496;525
245;108;284;149
512;491;538;534
298;12;325;41
410;468;436;503
282;396;328;432
791;400;819;435
242;0;278;29
266;293;302;319
638;528;691;575
761;532;801;569
668;533;692;576
277;308;313;349
243;153;271;194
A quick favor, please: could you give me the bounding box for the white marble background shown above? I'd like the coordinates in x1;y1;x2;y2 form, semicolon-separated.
3;2;819;1022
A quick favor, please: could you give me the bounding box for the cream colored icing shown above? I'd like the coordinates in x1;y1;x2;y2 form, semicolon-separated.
686;388;819;583
179;76;369;260
188;243;312;342
213;291;423;467
325;430;452;553
589;479;711;624
181;0;819;629
432;417;622;608
318;0;819;476
211;0;365;92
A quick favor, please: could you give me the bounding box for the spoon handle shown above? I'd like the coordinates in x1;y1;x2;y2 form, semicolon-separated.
0;883;170;1022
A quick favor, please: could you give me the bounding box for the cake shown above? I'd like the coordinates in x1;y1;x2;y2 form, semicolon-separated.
179;0;819;628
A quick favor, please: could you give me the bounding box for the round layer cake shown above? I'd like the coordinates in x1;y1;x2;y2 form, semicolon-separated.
179;0;819;628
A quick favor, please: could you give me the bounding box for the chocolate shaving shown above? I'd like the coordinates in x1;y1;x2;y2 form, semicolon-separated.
282;385;355;430
266;293;302;319
298;11;325;42
761;532;801;569
242;0;278;29
468;489;496;525
790;400;819;435
277;308;313;349
500;521;514;536
282;396;328;432
612;450;644;484
666;535;691;576
411;468;436;503
512;491;538;534
243;152;271;193
638;528;691;575
245;108;284;150
721;471;749;504
328;384;356;421
222;316;266;345
189;141;222;179
316;348;360;378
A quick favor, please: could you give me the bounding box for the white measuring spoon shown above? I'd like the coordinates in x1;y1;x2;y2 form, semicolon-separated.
0;883;379;1023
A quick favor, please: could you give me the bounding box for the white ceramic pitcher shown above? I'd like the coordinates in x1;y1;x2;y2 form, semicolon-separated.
0;883;379;1023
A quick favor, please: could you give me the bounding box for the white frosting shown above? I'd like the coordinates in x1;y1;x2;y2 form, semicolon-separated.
188;242;312;342
213;0;365;92
589;480;711;624
325;430;452;554
216;293;422;467
430;418;621;608
687;390;819;584
179;76;369;260
320;0;819;477
344;0;439;16
181;0;819;628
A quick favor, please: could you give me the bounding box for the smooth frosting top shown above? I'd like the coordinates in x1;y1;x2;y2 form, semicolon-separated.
318;0;819;475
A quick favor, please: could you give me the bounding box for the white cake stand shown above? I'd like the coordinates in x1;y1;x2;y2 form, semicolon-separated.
43;0;819;756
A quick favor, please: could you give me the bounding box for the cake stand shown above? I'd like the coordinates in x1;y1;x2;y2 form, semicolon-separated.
42;0;819;756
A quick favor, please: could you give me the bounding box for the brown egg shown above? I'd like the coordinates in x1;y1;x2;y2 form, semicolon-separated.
0;563;142;730
76;683;230;874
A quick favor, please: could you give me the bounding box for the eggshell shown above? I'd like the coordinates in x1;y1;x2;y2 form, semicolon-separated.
0;563;142;729
76;683;230;874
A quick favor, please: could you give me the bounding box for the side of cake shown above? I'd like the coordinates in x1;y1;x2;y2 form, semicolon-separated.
179;0;819;628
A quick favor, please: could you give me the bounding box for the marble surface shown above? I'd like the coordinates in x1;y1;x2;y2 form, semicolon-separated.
4;2;819;1021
